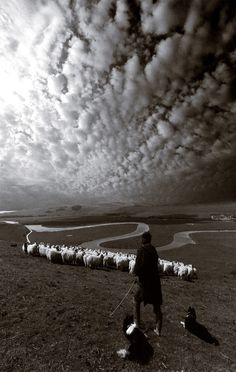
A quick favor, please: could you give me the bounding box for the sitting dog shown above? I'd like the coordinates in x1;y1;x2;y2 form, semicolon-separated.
181;307;219;345
181;306;197;332
117;315;153;364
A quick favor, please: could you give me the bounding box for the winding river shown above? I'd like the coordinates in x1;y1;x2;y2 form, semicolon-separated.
157;229;236;251
24;222;236;251
25;222;149;247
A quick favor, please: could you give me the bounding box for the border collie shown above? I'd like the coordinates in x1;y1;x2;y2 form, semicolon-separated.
181;307;219;345
117;315;153;364
181;306;197;331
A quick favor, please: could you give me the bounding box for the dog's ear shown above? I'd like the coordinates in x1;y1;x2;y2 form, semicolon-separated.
192;307;197;319
187;307;197;319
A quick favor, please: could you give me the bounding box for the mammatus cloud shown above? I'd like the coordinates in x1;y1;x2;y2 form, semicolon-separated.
0;0;235;209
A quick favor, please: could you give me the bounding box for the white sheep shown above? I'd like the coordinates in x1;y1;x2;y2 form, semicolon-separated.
115;254;129;272
75;250;85;266
85;253;103;269
21;241;198;281
177;265;189;279
52;245;61;252
158;259;164;274
129;259;136;274
173;261;183;276
38;243;50;258
46;248;63;264
61;248;76;265
163;260;174;275
186;265;198;281
22;242;28;253
83;252;92;266
27;243;39;257
73;245;83;254
103;252;116;269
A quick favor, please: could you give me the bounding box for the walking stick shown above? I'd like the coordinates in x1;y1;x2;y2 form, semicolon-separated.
109;280;136;317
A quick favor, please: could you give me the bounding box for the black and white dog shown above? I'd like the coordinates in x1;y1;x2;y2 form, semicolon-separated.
181;306;197;331
181;307;219;345
117;315;153;364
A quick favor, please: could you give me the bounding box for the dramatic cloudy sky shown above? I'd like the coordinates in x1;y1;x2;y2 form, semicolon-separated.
0;0;236;209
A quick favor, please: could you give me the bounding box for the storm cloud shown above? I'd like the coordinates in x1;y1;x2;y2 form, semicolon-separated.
0;0;236;209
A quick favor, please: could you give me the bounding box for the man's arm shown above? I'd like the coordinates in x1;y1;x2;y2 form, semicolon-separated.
133;247;144;276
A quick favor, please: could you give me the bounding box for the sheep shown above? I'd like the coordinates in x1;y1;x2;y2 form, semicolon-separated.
21;241;197;281
163;260;174;275
115;254;129;272
38;243;50;258
158;259;164;274
103;252;116;269
75;250;85;266
186;265;198;281
173;261;184;276
27;243;39;257
46;248;63;265
177;265;189;279
191;267;198;280
22;242;28;253
85;253;104;269
82;249;101;266
73;245;83;254
53;245;61;252
129;259;136;274
61;248;76;265
83;252;92;266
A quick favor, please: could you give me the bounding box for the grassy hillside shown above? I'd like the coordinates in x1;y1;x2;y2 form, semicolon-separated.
0;217;235;371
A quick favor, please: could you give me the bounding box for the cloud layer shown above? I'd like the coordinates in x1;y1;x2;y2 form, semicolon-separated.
0;0;236;208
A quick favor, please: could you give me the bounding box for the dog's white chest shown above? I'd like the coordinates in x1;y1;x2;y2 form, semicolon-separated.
126;322;137;335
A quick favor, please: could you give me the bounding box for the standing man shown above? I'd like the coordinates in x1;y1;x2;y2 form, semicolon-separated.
133;231;163;336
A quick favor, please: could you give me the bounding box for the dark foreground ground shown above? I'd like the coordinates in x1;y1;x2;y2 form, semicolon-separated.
0;218;236;372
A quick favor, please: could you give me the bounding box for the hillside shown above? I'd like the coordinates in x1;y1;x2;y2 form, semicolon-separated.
0;216;236;371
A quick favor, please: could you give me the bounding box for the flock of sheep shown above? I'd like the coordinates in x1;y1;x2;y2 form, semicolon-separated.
22;242;197;281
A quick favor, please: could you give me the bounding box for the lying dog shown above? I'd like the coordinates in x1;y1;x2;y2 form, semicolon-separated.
181;307;219;345
117;315;153;364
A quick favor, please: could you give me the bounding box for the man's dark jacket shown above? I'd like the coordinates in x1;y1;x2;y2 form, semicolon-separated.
134;243;162;306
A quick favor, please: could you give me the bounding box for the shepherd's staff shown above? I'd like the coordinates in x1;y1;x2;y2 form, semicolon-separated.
109;236;142;317
109;279;136;317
